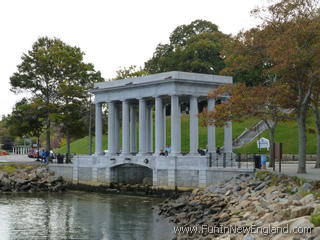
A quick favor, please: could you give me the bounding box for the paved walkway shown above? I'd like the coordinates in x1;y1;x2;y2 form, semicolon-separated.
0;154;38;164
266;163;320;181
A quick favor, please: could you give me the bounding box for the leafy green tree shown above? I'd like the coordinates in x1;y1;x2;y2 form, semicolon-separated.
0;117;14;151
144;20;228;75
311;84;320;168
6;98;45;157
113;65;148;80
221;28;274;86
10;37;103;150
254;0;320;173
203;83;293;168
169;19;219;47
52;46;102;161
53;81;95;162
223;0;320;173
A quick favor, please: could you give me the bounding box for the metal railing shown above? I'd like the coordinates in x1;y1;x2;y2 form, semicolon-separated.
208;152;255;169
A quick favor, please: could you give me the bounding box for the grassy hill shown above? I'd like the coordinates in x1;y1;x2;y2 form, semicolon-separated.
237;117;318;154
56;115;257;154
56;115;319;155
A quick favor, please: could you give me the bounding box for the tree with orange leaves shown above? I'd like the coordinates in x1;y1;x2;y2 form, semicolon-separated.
311;85;320;168
202;82;292;168
221;0;320;173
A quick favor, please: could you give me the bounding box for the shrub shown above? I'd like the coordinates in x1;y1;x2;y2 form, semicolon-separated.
310;213;320;227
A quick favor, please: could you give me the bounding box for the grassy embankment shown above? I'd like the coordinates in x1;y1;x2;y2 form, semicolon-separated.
56;115;319;154
56;115;257;154
0;164;38;174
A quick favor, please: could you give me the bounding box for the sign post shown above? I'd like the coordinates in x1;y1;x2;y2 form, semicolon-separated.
257;137;270;150
257;137;270;169
274;143;283;172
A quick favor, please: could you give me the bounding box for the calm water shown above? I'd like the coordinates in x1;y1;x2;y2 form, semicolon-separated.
0;191;174;240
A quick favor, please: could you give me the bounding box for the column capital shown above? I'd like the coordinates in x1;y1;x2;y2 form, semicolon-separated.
154;95;165;99
207;97;217;101
118;98;130;102
190;95;200;102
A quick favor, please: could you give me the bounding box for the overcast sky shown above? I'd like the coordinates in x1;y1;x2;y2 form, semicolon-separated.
0;0;264;117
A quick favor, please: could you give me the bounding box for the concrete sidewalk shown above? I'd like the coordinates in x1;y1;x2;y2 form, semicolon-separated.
0;154;38;164
267;163;320;181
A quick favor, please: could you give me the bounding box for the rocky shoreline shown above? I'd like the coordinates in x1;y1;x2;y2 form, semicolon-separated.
0;166;67;193
159;171;320;240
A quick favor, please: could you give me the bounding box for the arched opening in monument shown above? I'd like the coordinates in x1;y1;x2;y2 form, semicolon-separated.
111;163;153;185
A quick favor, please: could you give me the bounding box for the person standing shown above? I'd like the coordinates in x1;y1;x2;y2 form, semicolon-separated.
44;149;50;164
40;149;45;163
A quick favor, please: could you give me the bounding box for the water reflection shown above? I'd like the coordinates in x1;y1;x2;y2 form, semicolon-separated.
0;191;173;240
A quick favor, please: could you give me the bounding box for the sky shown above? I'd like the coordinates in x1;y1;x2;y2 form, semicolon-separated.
0;0;264;117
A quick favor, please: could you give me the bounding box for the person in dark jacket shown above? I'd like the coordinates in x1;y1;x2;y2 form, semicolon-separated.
43;150;50;164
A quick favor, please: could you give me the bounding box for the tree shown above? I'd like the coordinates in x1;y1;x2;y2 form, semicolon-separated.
52;100;88;162
0;117;14;151
221;28;273;86
10;37;103;151
52;49;103;161
202;83;292;167
6;98;45;158
222;0;320;173
310;84;320;168
144;20;229;75
255;0;320;173
112;65;148;80
169;19;219;47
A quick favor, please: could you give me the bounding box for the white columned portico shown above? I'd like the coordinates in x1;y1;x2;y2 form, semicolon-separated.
95;102;103;155
138;98;147;155
207;98;216;154
170;95;181;156
189;96;199;155
107;101;116;155
121;100;130;155
129;105;137;153
155;96;164;155
224;121;233;156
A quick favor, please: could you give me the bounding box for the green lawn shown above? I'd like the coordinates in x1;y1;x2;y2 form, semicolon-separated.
236;117;318;154
56;115;257;154
0;164;38;174
56;115;319;155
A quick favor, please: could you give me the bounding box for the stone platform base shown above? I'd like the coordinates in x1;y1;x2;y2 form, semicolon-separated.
49;155;254;190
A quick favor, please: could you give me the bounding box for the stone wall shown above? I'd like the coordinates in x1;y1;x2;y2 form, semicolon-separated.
176;170;199;188
78;167;92;182
49;155;254;190
97;168;106;182
156;170;168;187
49;165;73;180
